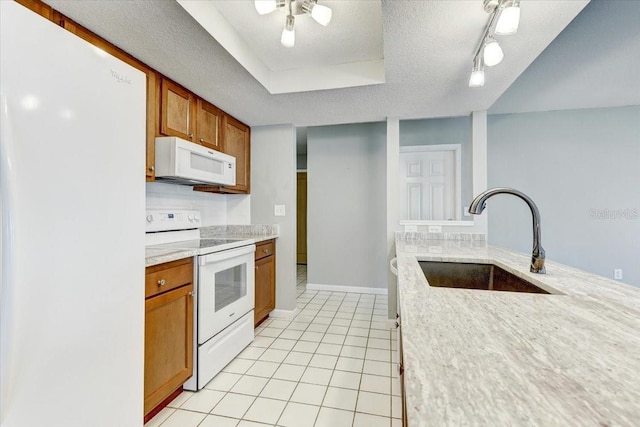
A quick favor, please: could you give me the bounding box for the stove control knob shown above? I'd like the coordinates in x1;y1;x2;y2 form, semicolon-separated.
188;215;194;221
146;215;153;223
194;214;200;221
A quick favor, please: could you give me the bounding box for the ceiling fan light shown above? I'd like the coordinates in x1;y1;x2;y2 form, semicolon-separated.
495;1;521;35
483;38;504;66
281;15;295;48
309;3;332;26
255;0;277;15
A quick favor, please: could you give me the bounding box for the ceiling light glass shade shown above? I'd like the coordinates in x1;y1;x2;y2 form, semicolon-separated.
469;69;485;87
483;38;504;66
255;0;277;15
281;15;295;48
495;2;521;35
309;3;332;26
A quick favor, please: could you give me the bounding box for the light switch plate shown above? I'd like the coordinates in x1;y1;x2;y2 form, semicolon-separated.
274;204;286;216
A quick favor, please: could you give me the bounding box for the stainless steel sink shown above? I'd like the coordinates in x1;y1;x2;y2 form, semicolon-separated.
419;261;550;294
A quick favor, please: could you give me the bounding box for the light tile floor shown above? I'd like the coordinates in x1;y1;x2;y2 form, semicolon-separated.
146;265;401;427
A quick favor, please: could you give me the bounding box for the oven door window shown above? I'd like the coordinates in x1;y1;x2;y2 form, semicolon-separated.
215;264;247;311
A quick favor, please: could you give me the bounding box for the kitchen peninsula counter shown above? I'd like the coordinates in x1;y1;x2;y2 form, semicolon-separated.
395;235;640;426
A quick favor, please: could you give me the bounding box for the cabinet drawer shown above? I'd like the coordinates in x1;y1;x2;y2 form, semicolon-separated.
145;258;193;298
255;240;275;261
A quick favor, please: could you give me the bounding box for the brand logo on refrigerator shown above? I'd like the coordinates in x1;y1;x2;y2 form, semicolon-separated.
110;69;131;85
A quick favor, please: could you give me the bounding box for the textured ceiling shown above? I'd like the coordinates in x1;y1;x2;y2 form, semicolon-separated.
490;0;640;114
44;0;589;127
210;0;383;71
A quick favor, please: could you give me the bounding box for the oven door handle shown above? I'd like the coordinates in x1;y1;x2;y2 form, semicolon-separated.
198;244;257;265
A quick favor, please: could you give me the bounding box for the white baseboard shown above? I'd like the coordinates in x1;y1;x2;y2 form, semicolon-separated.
306;283;388;295
268;307;299;320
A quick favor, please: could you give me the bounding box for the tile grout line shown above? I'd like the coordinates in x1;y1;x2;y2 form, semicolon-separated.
156;270;397;427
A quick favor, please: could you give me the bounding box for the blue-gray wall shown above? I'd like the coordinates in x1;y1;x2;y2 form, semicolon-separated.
487;106;640;287
307;122;388;289
400;116;473;209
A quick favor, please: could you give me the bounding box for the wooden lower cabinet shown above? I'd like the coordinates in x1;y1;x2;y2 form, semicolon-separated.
144;258;194;418
254;240;276;326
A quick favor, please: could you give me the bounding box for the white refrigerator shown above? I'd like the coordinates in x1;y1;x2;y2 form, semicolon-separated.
1;2;145;426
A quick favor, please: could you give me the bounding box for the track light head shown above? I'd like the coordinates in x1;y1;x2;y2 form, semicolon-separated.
469;57;485;88
483;37;504;67
496;0;521;35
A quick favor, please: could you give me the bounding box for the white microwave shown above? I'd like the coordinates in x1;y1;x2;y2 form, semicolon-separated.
154;137;236;186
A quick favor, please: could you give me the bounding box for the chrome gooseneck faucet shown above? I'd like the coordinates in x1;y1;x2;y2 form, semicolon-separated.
469;188;546;274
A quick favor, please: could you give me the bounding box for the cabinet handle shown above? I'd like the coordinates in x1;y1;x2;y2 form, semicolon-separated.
157;279;166;286
188;133;194;139
188;291;194;297
395;321;400;328
255;266;259;270
263;249;268;253
149;166;155;172
199;138;204;143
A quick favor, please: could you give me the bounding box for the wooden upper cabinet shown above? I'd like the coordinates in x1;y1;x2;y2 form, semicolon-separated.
196;99;222;151
222;114;251;193
160;78;196;142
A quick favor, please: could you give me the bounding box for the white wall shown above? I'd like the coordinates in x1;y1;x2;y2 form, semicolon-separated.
487;106;640;287
146;182;250;225
251;125;298;313
307;122;388;291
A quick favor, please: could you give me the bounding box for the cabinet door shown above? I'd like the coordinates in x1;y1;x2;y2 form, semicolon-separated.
196;98;222;151
160;78;195;141
144;284;193;416
221;114;250;193
254;255;275;326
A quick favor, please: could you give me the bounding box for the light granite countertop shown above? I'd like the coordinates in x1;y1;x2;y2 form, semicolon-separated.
145;230;278;267
145;246;198;267
396;236;640;426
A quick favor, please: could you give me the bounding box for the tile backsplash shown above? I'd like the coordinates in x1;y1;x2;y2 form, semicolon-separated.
146;182;250;226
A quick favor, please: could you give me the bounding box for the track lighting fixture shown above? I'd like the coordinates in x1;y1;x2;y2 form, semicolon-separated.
469;0;522;88
254;0;333;48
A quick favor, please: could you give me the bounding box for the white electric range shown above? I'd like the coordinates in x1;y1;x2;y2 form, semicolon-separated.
145;209;255;391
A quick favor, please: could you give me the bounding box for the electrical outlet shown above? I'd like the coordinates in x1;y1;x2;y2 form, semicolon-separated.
404;225;417;232
274;204;286;216
428;225;442;233
614;269;623;280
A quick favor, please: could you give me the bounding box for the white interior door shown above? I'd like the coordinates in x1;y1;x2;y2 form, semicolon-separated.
399;149;456;221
